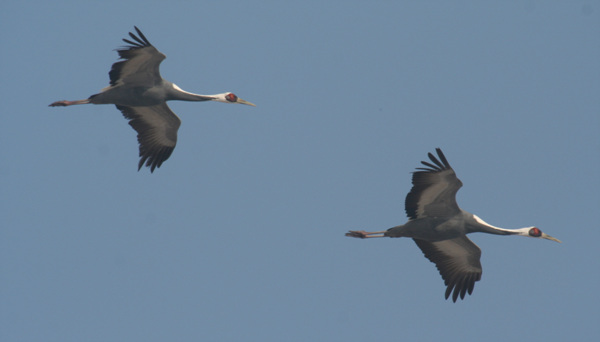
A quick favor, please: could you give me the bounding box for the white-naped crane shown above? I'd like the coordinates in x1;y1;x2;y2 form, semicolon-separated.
346;148;560;302
49;26;255;172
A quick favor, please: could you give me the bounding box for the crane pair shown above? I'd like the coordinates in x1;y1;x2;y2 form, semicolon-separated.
50;27;560;302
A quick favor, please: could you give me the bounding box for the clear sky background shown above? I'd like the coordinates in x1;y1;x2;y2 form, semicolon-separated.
1;1;599;341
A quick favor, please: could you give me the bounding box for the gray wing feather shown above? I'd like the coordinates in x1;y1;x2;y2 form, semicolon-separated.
413;236;482;302
105;27;166;90
116;103;181;172
405;148;463;219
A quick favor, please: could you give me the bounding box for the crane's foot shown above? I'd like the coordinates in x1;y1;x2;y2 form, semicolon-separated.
346;230;368;238
345;230;387;238
49;100;68;106
49;99;89;107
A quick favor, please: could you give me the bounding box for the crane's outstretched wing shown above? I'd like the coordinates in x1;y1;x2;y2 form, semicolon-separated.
413;236;482;302
116;103;181;172
103;26;166;91
405;148;463;219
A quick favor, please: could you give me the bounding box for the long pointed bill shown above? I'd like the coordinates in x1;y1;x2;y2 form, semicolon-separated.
542;233;561;243
236;98;256;107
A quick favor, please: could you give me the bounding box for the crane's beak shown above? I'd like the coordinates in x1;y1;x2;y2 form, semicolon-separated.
542;233;561;243
236;98;256;107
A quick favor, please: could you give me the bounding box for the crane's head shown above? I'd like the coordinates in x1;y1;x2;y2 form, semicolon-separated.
523;227;561;243
213;93;256;106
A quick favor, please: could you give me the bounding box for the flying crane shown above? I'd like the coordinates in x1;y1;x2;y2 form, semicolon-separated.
50;26;255;172
346;148;560;302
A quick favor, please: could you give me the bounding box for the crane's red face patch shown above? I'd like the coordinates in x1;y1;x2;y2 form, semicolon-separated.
529;227;542;237
225;93;238;103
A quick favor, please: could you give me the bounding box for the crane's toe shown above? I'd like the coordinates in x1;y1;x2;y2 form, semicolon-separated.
49;100;68;107
345;230;368;238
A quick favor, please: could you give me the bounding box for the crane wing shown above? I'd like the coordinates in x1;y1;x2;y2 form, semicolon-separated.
413;236;482;302
104;26;166;90
116;103;181;172
405;148;463;219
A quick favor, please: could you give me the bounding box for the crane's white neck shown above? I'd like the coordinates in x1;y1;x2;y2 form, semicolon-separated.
472;215;532;236
171;84;230;103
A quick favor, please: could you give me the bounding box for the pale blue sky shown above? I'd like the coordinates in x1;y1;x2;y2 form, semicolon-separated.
1;1;599;341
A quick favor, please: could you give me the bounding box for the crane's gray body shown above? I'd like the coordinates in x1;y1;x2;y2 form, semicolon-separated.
385;210;512;242
89;80;208;107
346;148;559;302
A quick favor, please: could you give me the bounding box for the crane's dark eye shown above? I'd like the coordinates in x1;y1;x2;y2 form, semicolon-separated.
529;227;542;237
225;93;238;103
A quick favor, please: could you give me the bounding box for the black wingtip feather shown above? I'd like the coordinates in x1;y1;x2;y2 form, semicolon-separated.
420;160;441;171
445;286;452;300
415;148;453;173
445;273;480;302
121;38;142;47
137;145;173;173
128;31;145;46
435;148;451;169
119;27;152;50
133;26;151;45
427;152;444;169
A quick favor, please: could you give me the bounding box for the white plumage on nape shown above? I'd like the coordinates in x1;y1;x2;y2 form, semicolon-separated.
50;26;255;172
346;148;560;302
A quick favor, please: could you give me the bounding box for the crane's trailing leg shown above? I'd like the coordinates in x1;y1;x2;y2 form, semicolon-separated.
49;99;90;107
345;230;387;238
